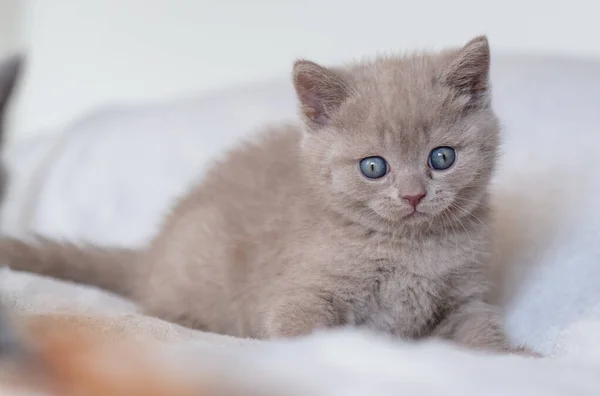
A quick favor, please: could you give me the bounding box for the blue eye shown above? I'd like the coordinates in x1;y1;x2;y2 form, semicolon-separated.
429;147;456;170
360;156;388;179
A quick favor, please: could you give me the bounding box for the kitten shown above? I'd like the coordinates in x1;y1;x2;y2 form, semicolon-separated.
0;37;530;353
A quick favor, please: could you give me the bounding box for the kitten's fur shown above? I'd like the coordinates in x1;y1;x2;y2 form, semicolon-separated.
0;37;527;352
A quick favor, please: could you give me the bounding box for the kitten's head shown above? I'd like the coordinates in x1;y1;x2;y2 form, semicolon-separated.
293;36;499;233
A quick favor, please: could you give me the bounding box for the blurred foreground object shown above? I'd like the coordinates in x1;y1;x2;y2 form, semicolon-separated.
0;309;271;396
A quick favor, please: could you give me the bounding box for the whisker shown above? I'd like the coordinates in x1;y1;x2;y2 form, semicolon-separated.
450;202;491;234
446;207;476;265
441;211;459;261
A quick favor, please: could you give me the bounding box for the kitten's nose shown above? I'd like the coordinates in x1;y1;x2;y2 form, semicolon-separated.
402;193;426;209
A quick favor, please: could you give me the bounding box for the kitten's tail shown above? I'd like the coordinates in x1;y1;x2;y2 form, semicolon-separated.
0;236;141;298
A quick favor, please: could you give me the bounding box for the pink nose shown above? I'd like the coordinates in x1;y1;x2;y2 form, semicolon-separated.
403;193;425;209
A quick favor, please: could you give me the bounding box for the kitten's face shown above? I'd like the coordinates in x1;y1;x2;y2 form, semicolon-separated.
295;37;499;231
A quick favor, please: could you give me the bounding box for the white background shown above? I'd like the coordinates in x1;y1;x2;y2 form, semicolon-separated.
0;0;20;57
1;0;599;142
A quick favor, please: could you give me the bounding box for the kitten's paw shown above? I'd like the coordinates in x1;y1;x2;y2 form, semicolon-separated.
263;294;341;339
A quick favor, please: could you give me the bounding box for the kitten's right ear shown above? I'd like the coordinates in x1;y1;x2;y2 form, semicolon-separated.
292;60;349;127
441;36;490;103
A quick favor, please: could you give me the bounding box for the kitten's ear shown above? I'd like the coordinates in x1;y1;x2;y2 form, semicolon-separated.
442;36;490;100
292;60;349;127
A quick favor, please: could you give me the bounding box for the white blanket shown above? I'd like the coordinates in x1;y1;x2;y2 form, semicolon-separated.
1;54;600;394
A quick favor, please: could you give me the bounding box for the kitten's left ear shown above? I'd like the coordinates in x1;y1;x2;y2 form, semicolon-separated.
442;36;490;100
292;60;350;128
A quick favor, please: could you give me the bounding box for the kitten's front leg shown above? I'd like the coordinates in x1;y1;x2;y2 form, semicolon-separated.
433;300;539;356
262;293;343;339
